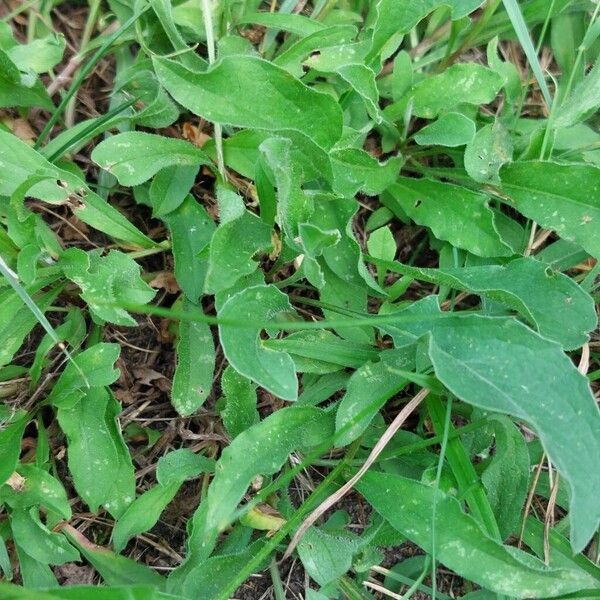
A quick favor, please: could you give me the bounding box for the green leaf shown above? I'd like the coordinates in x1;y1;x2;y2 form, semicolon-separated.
555;58;600;128
156;448;215;486
335;348;414;446
481;415;530;540
91;132;211;187
4;33;65;74
385;179;512;257
162;196;216;302
218;285;298;401
148;165;200;216
60;248;156;326
356;470;597;598
219;366;259;439
153;55;343;149
464;122;513;184
500;161;600;259
367;227;396;262
414;112;476;147
57;387;135;518
171;299;215;416
0;411;28;486
176;406;333;572
297;527;357;586
330;149;402;197
112;482;180;553
409;64;503;119
0;583;167;600
370;256;596;349
420;314;600;552
205;210;272;294
0;51;53;110
10;507;79;565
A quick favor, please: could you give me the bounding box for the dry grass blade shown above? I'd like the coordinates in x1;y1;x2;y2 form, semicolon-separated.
283;388;429;560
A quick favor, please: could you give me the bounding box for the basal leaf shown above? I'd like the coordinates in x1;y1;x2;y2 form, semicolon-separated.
171;299;215;416
424;315;600;552
464;122;513;184
500;161;600;259
0;411;28;486
205;210;272;294
153;55;343;149
335;347;415;446
414;112;476;147
218;285;298;401
91;132;211;187
356;471;597;597
60;249;156;326
385;179;512;257
148;165;200;217
219;366;259;439
162;195;215;302
156;448;215;486
371;256;596;349
57;387;135;518
409;64;503;119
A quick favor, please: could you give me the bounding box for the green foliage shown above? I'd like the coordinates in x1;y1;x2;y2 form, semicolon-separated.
2;1;600;598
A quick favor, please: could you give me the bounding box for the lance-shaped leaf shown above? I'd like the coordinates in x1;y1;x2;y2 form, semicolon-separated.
91;132;211;187
153;55;343;149
370;256;596;349
356;471;598;598
218;285;298;400
500;161;600;259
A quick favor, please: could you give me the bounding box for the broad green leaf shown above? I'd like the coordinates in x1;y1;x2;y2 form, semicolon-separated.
14;544;57;589
500;161;600;259
219;366;259;439
335;348;414;446
422;315;600;552
10;507;79;565
369;0;485;59
205;210;272;294
153;55;343;149
91;132;211;187
162;196;215;302
0;51;53;110
7;465;71;520
367;227;396;262
57;387;135;518
218;284;298;401
0;285;61;368
356;471;597;598
60;248;156;326
409;64;503;119
385;179;512;257
237;12;327;36
337;63;383;123
177;406;334;569
0;535;11;581
481;415;530;540
330;149;401;197
465;122;513;184
45;343;121;408
156;448;215;486
0;583;166;600
4;34;65;74
297;527;357;586
414;112;476;147
148;165;200;216
171;300;215;416
0;411;28;486
370;256;596;349
112;482;180;552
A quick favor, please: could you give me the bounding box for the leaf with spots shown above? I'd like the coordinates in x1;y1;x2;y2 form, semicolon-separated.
368;256;597;349
384;178;512;257
91;132;211;187
218;284;299;401
500;161;600;259
356;470;598;597
171;299;215;416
